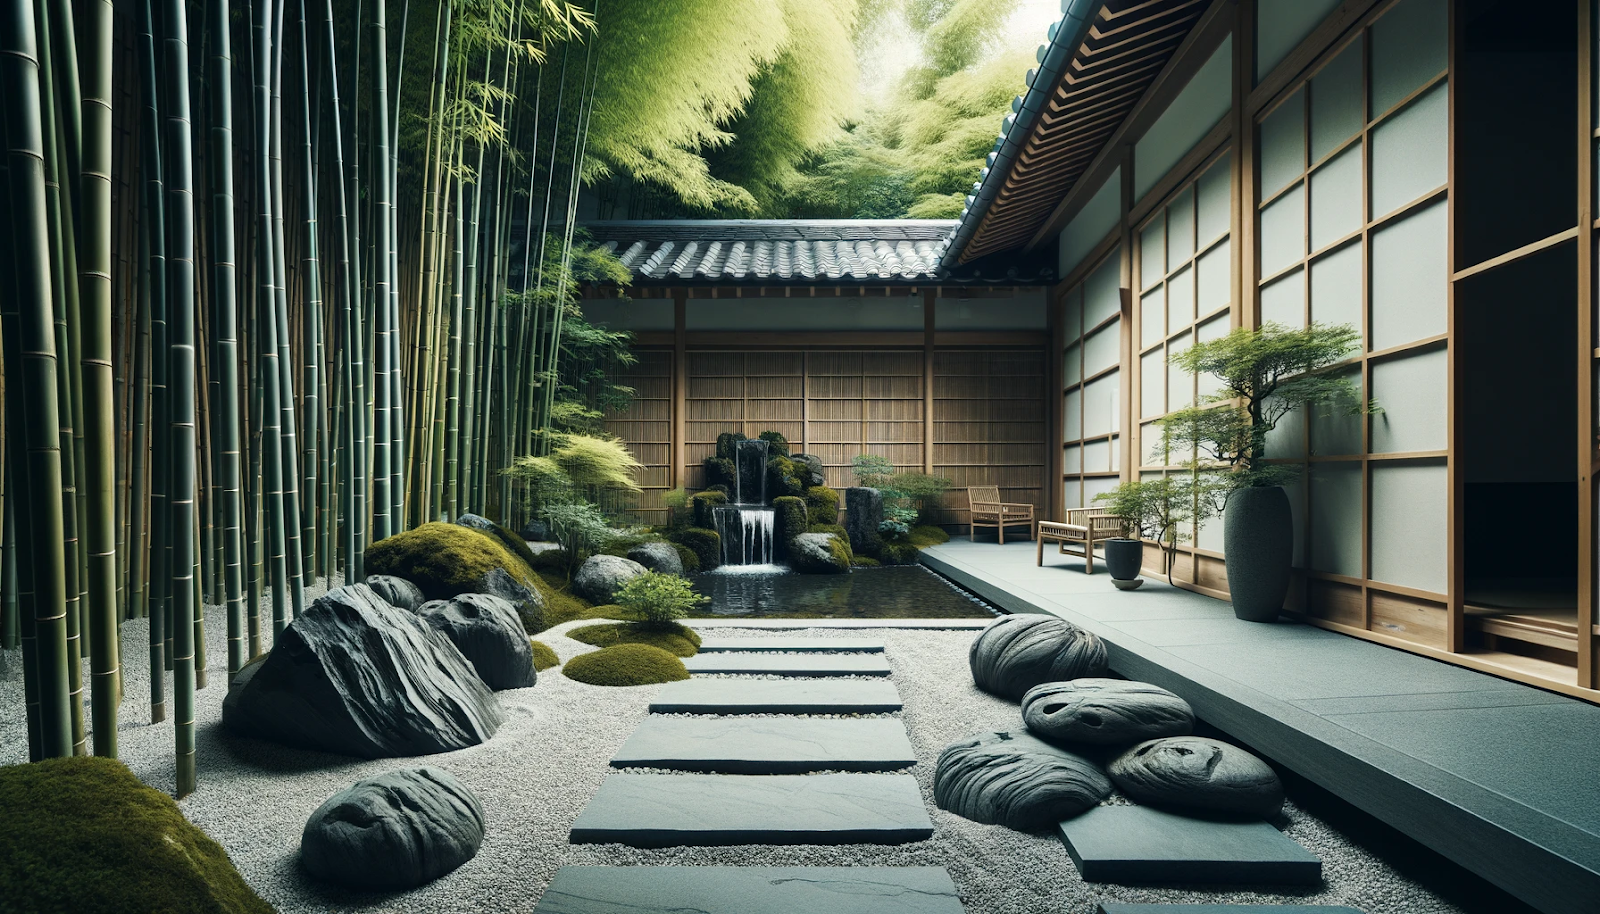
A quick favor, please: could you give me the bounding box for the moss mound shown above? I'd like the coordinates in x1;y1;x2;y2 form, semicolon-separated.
671;526;721;570
671;542;701;573
851;555;881;567
563;643;690;686
0;757;275;914
534;572;602;628
690;491;728;528
773;496;808;550
879;541;922;565
908;525;950;547
526;547;569;574
529;640;561;671
366;522;537;600
568;622;702;657
804;485;840;525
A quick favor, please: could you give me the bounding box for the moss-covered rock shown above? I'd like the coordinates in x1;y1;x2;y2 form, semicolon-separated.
908;525;951;547
670;542;701;573
671;526;721;570
527;548;569;574
851;555;881;567
562;643;690;686
715;431;747;461
690;490;728;529
703;456;737;491
0;757;276;914
772;496;806;555
567;622;702;657
766;456;805;498
757;430;790;455
804;485;840;526
790;531;852;574
529;640;561;671
879;541;922;566
366;522;537;601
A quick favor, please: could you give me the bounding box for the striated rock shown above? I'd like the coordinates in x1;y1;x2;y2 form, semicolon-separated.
789;532;850;574
418;594;536;690
1022;679;1194;746
365;574;425;612
844;487;884;554
934;731;1111;830
474;565;544;633
573;554;649;604
454;512;498;532
792;452;826;486
222;584;504;758
301;768;484;890
1109;736;1284;818
969;614;1107;701
627;542;684;576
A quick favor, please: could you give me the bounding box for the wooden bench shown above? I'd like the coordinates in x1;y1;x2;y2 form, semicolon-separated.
967;486;1035;543
1037;509;1123;574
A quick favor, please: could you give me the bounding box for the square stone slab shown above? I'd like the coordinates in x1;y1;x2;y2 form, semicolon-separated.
682;652;893;677
1058;805;1321;885
650;678;903;714
570;773;933;846
611;717;917;773
532;866;965;914
697;637;886;653
1097;905;1364;913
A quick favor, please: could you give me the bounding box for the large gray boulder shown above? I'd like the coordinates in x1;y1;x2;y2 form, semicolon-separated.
454;512;498;532
301;768;484;890
969;614;1107;701
365;574;425;612
844;487;884;554
934;731;1111;830
520;519;550;541
627;542;684;577
573;553;648;604
1022;679;1194;746
418;594;536;690
1109;736;1284;818
789;532;850;574
792;452;826;486
474;565;545;634
222;584;504;758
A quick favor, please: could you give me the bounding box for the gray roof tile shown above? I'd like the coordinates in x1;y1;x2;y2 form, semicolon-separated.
584;220;958;283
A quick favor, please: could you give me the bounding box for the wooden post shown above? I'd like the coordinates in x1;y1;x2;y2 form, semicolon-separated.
1577;0;1596;688
924;289;935;477
672;291;686;490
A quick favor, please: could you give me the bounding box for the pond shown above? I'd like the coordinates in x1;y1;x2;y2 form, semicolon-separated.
689;564;1000;619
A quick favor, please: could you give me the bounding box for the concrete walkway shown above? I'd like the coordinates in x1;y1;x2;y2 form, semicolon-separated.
921;539;1600;914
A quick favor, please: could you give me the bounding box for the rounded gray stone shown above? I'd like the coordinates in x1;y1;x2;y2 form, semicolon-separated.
301;767;485;890
573;554;649;604
1109;736;1285;818
474;565;545;633
792;452;826;486
934;731;1111;830
789;532;849;574
1021;678;1194;746
365;574;424;612
969;615;1108;701
627;542;684;576
454;512;499;532
418;593;536;690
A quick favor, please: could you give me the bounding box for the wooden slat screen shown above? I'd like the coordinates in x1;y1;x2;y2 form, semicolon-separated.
601;349;673;523
934;350;1047;525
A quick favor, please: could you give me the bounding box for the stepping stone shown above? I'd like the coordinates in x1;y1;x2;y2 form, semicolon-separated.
696;637;886;653
611;717;917;773
682;652;893;677
1098;906;1363;913
570;773;933;846
650;679;903;714
1058;805;1321;885
533;865;966;914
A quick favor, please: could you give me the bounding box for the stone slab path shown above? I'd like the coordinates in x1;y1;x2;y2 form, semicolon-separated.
682;651;893;676
611;716;917;773
532;865;966;914
649;678;903;714
696;637;886;652
1098;906;1364;913
1058;805;1322;885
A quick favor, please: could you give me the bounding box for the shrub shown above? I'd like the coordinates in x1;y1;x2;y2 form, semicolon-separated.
542;501;615;579
715;431;747;460
0;757;275;914
672;527;722;570
757;430;791;456
662;487;691;529
562;643;690;686
366;522;537;599
568;621;702;657
773;496;808;550
880;541;921;566
529;640;561;671
850;454;896;488
671;542;701;573
504;433;645;513
690;490;728;529
804;485;840;525
612;572;709;628
702;456;737;490
892;472;953;524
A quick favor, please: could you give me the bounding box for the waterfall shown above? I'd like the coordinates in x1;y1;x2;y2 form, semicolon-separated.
713;505;776;566
733;438;769;506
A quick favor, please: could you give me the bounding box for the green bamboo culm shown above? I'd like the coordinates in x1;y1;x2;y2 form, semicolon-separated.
370;0;395;545
137;0;169;725
253;0;290;637
158;0;199;798
0;0;75;760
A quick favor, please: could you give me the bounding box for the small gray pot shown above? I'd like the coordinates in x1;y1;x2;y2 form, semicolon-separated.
1104;538;1143;582
1223;486;1293;623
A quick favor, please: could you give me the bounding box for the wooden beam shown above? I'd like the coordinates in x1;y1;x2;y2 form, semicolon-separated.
1578;0;1597;689
924;291;936;476
672;293;687;491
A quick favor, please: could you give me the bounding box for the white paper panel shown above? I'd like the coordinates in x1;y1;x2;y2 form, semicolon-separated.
1064;443;1083;474
1310;367;1364;455
1265;394;1307;460
1064;478;1082;509
1197;314;1231;400
1370;347;1448;453
1370;460;1447;593
1197;154;1233;245
1370;0;1447;118
1084;373;1121;438
1141;287;1165;348
1371;82;1448;217
1309;461;1363;577
1141;421;1167;467
1141;349;1165;419
1064;289;1084;344
1260;89;1306;197
1260;183;1306;277
1083;439;1112;474
1065;387;1082;441
1257;0;1345;83
1168;189;1196;271
1064;343;1082;388
1197;238;1231;316
1141;219;1167;290
1085;251;1124;327
1084;319;1121;377
1261;269;1305;329
1166;331;1193;412
1371;200;1448;350
1167;265;1195;335
1310;140;1363;250
1083;474;1123;508
1310;37;1364;163
1309;239;1363;333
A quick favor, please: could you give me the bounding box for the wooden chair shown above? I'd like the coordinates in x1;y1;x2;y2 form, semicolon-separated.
967;486;1035;544
1037;509;1124;574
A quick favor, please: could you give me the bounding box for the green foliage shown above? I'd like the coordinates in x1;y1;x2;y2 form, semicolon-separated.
562;643;691;686
703;457;737;491
757;430;791;456
690;490;729;529
773;496;809;549
671;527;723;570
506;433;645;516
366;523;538;600
766;456;806;498
612;572;710;628
715;432;747;460
1160;322;1369;487
671;542;701;573
850;454;896;488
529;640;562;671
804;485;840;525
908;525;950;547
542;502;616;580
662;487;691;529
541;592;644;629
851;554;881;567
879;541;922;566
0;757;276;914
568;621;703;657
851;456;950;528
1093;474;1228;584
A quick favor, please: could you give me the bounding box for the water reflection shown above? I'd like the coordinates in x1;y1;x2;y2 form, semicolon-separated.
692;565;997;619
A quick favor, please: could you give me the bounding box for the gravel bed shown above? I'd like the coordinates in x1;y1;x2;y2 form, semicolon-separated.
0;612;1465;914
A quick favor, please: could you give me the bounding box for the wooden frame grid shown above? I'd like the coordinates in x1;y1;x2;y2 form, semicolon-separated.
1061;243;1126;515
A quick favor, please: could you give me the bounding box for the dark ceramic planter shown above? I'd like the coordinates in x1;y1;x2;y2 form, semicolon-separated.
1223;486;1293;623
1104;538;1143;582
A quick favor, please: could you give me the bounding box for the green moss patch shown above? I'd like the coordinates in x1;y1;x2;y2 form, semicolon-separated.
562;643;690;686
908;525;950;547
567;622;702;657
0;757;275;914
536;572;603;628
366;522;538;600
804;486;840;525
879;541;921;565
529;640;561;671
851;555;881;567
671;526;721;570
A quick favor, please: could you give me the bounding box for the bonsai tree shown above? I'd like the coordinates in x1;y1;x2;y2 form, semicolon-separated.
612;572;709;629
1093;471;1227;584
1158;322;1369;487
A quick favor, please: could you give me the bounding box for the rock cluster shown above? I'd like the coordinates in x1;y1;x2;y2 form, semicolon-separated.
365;574;425;612
418;593;536;690
301;768;485;890
969;614;1107;701
1108;736;1284;818
474;565;545;633
573;553;648;604
1021;679;1193;745
934;731;1111;829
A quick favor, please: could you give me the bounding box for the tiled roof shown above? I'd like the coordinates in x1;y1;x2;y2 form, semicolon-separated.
584;220;958;283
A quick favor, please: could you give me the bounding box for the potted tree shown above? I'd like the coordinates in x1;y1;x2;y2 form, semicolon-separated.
1093;472;1225;589
1158;322;1369;622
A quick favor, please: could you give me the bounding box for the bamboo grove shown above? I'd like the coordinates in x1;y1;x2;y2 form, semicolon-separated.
0;0;613;797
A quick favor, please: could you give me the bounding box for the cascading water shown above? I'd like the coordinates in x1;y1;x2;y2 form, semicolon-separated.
717;438;778;568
